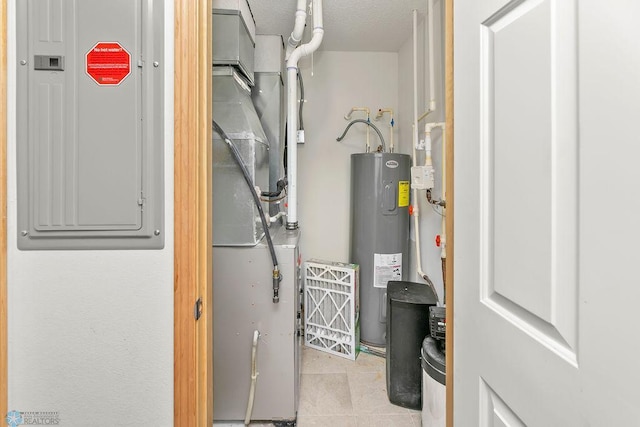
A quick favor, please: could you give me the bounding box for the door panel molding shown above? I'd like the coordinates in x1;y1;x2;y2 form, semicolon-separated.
478;0;578;364
479;378;526;427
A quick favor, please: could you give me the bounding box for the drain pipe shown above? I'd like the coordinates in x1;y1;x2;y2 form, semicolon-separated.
286;0;324;230
244;330;260;425
285;0;308;60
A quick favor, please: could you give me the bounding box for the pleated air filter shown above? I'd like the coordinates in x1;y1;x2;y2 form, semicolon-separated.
304;260;360;360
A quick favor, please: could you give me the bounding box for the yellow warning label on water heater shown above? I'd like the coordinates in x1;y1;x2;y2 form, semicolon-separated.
398;181;410;207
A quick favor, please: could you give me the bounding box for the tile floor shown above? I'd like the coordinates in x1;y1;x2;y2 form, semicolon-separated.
247;345;421;427
221;345;421;427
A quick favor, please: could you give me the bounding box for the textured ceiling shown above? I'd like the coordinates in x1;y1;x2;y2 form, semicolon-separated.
247;0;427;52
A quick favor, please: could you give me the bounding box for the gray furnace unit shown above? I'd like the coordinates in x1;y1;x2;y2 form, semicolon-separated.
212;3;301;424
213;228;302;423
350;153;411;346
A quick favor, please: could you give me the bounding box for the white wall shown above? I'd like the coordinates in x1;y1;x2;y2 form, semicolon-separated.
297;51;399;262
397;2;446;301
6;1;174;426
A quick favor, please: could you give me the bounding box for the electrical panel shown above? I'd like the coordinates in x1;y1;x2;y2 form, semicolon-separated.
16;0;164;250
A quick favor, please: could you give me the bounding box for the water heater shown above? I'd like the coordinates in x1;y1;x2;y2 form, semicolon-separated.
350;153;411;346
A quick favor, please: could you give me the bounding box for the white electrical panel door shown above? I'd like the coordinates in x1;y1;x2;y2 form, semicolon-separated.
17;0;164;249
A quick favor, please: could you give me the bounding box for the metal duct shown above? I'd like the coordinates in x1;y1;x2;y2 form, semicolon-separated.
213;66;270;246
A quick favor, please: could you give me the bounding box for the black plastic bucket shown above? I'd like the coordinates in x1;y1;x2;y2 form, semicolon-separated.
385;281;437;409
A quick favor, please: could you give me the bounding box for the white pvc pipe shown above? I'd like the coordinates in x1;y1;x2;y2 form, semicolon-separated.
424;123;445;169
424;122;447;261
440;126;447;260
428;0;436;112
412;10;419;151
416;0;437;123
285;0;307;60
375;108;394;153
244;330;260;425
411;11;424;278
412;11;424;278
412;128;427;281
411;11;439;302
286;0;324;228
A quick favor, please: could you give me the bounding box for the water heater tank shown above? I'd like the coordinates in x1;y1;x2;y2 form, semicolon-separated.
350;153;411;346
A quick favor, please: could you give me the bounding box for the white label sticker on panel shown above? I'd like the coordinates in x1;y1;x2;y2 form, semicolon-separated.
373;253;402;288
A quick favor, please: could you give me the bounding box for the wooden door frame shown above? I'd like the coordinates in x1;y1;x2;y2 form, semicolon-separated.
174;0;213;426
445;0;454;426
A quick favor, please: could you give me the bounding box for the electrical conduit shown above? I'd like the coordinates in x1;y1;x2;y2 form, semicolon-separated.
286;0;324;229
336;119;386;153
344;107;371;152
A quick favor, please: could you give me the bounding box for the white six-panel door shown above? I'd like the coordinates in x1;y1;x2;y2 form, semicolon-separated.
454;0;640;425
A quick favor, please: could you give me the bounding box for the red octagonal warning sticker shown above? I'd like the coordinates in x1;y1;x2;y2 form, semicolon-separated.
86;42;131;86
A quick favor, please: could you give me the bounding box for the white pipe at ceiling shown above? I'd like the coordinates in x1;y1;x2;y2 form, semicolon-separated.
286;0;324;229
413;9;420;151
285;0;307;60
427;0;436;112
416;0;437;123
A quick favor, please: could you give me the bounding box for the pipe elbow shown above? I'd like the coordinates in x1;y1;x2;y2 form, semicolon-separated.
287;29;324;68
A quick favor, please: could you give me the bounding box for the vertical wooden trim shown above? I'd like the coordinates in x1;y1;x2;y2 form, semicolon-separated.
445;0;454;426
199;1;214;424
174;0;212;425
0;0;7;419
